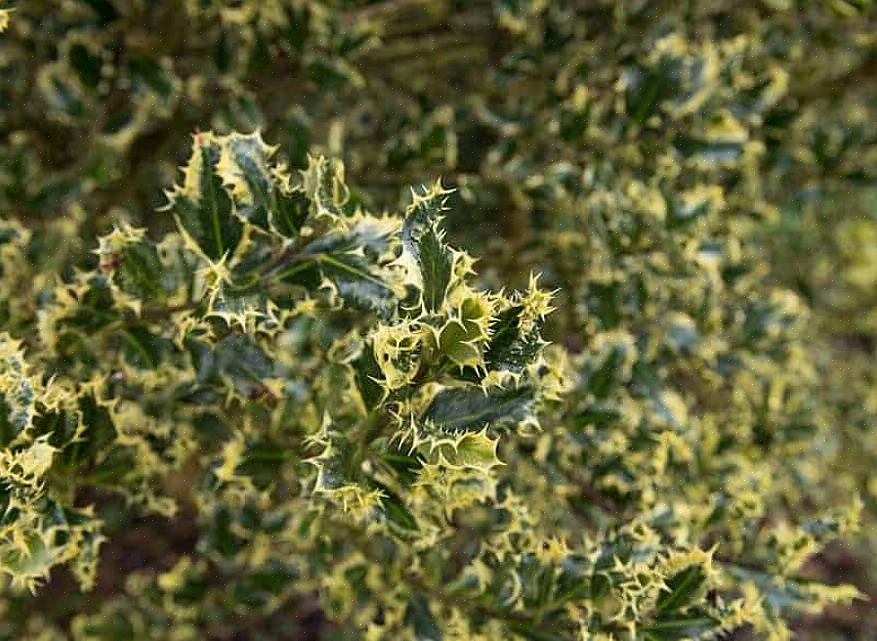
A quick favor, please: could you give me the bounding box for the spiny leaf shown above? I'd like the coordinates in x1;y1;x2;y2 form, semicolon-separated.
218;131;276;230
369;478;419;532
417;225;453;312
433;430;502;471
422;385;536;432
272;189;310;238
300;222;399;317
115;241;167;304
402;184;449;257
484;305;544;374
654;565;708;616
166;133;242;261
318;252;396;318
301;154;349;218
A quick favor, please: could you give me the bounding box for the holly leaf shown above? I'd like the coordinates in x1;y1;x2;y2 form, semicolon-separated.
272;189;311;238
416;226;453;312
218;132;310;234
353;342;386;410
118;325;171;370
219;131;276;230
166;133;242;261
115;241;168;304
642;615;718;641
655;565;709;617
484;305;544;373
318;252;396;318
422;385;536;432
301;222;398;317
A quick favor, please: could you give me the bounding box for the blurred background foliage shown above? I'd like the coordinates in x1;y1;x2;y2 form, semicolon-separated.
2;0;877;639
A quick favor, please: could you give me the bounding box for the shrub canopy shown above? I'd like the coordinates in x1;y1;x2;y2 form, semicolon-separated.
1;1;876;640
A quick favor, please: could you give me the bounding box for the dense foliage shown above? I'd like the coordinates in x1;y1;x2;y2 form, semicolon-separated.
1;1;876;640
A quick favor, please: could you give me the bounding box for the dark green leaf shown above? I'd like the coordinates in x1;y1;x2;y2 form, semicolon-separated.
272;189;310;238
655;565;708;616
169;135;242;261
404;595;442;641
235;440;289;489
369;478;418;532
318;252;395;317
642;616;717;641
129;57;176;100
115;241;167;304
505;621;574;641
417;226;452;312
68;44;102;90
223;132;274;230
232;564;299;608
213;335;273;397
484;306;544;373
422;385;535;432
119;325;171;370
402;188;445;259
77;395;117;460
353;342;385;410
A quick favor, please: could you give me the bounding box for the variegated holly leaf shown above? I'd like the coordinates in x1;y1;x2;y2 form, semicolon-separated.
422;385;537;432
165;132;242;261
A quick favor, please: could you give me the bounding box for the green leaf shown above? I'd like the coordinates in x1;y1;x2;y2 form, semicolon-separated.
439;319;481;367
505;621;574;641
38;63;89;120
198;335;274;398
369;478;418;532
272;189;310;238
218;131;274;230
128;56;177;100
318;252;396;318
417;225;453;312
301;155;349;218
86;446;136;486
301;227;398;317
353;342;386;410
0;337;35;440
118;325;171;370
422;385;535;432
655;565;708;616
306;56;362;91
484;306;544;373
191;412;232;442
586;346;627;399
554;556;592;603
167;133;242;261
0;394;21;447
207;506;246;559
234;440;289;489
115;241;167;304
68;43;102;90
77;0;119;24
404;595;442;641
232;564;299;609
76;395;117;460
57;279;118;334
427;429;502;471
402;186;447;254
572;404;622;430
642;615;718;641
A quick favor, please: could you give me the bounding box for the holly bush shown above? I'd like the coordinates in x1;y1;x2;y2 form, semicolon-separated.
1;1;876;640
